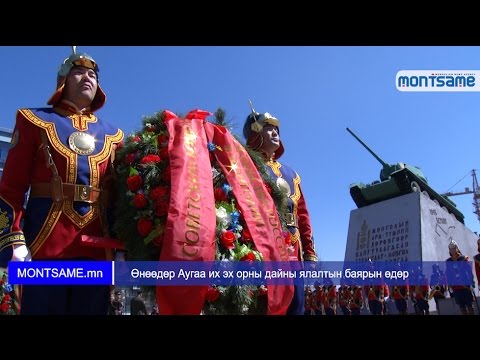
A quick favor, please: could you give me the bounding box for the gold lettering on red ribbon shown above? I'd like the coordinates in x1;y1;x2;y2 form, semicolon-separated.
238;146;288;261
269;209;288;261
223;150;264;226
182;121;201;257
185;229;200;244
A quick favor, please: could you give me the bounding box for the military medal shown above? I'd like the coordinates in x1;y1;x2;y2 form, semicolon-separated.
68;131;95;155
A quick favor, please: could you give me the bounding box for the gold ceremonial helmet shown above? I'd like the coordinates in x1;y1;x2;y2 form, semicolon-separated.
47;46;106;112
448;239;458;249
243;100;284;159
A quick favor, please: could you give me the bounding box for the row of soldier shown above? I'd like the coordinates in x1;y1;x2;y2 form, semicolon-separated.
304;238;480;315
304;280;463;316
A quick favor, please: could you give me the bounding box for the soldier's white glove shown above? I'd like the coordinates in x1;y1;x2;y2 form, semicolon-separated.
12;244;32;262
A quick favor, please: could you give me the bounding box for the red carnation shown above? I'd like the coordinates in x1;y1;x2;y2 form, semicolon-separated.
150;186;168;201
127;175;143;192
116;141;124;150
137;218;153;237
140;154;161;164
3;294;11;302
133;193;148;209
154;201;169;217
284;231;292;245
220;231;236;249
205;287;220;302
240;252;256;262
131;135;141;143
241;228;253;243
0;303;8;313
214;187;227;202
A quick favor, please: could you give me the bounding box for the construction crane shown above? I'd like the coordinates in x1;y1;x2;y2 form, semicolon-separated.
442;169;480;223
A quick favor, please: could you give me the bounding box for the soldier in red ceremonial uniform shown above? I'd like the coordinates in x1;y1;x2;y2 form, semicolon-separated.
382;283;389;315
363;260;386;315
411;266;429;315
304;286;314;315
390;284;409;315
243;105;318;315
364;283;385;315
0;47;124;314
338;283;352;315
389;263;409;315
323;280;337;315
446;239;475;315
349;284;363;315
429;263;447;315
312;281;324;315
474;237;480;289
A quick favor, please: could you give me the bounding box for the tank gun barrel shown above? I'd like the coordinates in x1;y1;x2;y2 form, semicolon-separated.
346;127;388;168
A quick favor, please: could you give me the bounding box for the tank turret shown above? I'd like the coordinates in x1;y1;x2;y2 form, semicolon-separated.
347;127;464;224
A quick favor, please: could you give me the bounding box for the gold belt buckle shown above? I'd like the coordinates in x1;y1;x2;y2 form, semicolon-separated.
74;185;93;203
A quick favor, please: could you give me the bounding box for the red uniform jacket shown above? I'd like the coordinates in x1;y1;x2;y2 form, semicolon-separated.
265;160;317;261
0;107;123;260
349;286;363;309
338;285;352;307
474;254;480;287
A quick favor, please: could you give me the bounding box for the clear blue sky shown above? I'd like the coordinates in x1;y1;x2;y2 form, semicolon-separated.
2;46;479;261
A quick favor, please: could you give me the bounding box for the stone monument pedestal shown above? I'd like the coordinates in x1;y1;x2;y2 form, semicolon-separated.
344;191;479;315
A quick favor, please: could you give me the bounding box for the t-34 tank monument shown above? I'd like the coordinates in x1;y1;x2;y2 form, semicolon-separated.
344;127;477;263
344;128;479;314
346;127;464;224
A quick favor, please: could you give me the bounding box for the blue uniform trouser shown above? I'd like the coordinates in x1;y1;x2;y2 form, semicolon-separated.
452;288;474;309
287;284;305;315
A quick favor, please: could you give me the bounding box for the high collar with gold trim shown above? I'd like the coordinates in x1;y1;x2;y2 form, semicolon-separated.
53;101;97;132
54;100;93;116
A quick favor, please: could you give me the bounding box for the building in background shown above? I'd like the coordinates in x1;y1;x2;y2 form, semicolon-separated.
0;128;13;180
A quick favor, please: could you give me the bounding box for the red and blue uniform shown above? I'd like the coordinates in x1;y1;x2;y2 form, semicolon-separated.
390;284;409;315
0;105;123;314
264;160;317;263
349;285;363;315
474;253;480;289
410;270;429;315
446;254;474;314
338;284;352;315
323;284;337;315
264;159;317;315
364;283;386;315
